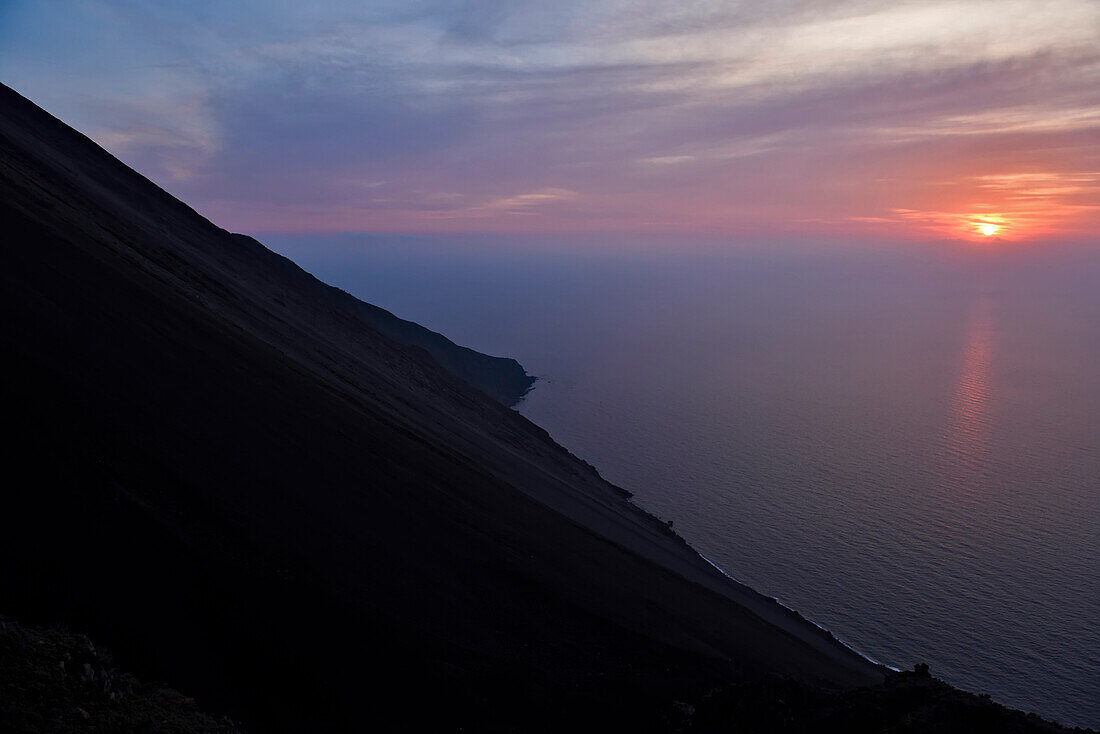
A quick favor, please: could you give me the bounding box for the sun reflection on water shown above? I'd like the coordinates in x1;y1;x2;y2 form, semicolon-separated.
940;297;996;505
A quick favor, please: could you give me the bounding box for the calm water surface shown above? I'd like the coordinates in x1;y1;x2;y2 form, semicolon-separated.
269;235;1099;727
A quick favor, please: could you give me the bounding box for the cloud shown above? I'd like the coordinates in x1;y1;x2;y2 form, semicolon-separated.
1;0;1098;239
479;187;578;211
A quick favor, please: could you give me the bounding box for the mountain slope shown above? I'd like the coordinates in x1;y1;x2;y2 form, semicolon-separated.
0;82;885;731
230;232;534;406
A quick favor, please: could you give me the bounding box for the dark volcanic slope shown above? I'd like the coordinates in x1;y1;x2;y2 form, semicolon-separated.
0;82;880;731
230;232;535;406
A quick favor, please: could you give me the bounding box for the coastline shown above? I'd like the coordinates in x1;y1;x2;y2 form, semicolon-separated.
695;551;901;673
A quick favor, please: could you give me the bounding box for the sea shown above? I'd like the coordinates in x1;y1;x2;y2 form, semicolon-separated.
267;233;1099;728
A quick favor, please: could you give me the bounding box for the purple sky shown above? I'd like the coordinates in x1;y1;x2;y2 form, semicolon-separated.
2;1;1098;243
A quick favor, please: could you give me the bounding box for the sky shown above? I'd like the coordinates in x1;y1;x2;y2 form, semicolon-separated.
2;0;1098;244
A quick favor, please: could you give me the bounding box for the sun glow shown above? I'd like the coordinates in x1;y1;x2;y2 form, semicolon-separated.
978;223;999;236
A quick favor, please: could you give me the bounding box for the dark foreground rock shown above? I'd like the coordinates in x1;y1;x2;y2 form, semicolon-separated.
0;616;240;734
682;665;1094;734
4;615;1089;734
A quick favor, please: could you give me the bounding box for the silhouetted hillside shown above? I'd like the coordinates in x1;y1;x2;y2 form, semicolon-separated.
232;233;534;406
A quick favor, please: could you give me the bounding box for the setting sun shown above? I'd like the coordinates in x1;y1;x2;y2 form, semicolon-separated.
978;223;999;236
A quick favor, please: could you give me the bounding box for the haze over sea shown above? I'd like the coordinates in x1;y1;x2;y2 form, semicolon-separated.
269;234;1098;727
